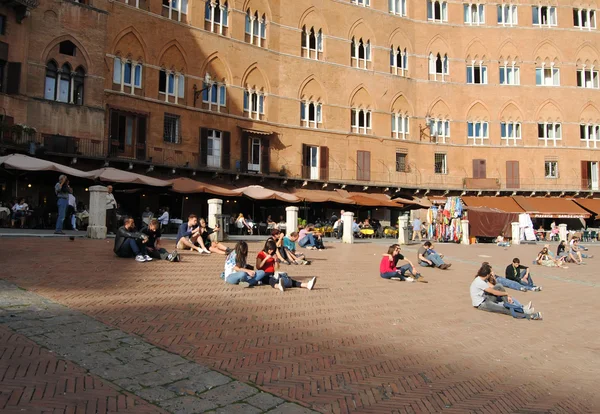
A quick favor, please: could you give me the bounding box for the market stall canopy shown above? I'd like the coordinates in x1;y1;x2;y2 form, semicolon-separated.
467;206;519;238
169;177;240;196
572;198;600;216
86;167;172;187
462;196;525;213
237;185;300;202
0;153;92;178
290;188;356;204
512;196;590;218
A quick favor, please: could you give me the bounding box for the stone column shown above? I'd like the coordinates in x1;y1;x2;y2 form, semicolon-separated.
559;223;568;242
511;222;520;245
461;220;470;245
207;199;222;228
398;215;409;245
87;185;107;239
208;199;223;242
342;211;354;244
286;206;298;235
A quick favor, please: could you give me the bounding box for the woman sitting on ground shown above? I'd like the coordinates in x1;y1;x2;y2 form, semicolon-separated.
223;241;266;287
298;224;325;250
557;240;570;261
495;233;510;247
256;240;316;292
379;244;426;283
536;246;567;268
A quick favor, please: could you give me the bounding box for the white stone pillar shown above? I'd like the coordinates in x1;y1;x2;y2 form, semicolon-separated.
398;215;409;245
207;198;222;229
87;185;108;239
461;219;470;245
511;222;520;245
286;206;298;235
342;211;354;244
559;223;568;242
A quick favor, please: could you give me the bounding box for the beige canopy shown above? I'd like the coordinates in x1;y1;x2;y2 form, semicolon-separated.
0;153;92;178
169;177;240;196
86;167;172;187
236;185;300;202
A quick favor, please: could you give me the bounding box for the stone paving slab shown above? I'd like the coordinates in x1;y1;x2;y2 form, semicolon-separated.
0;279;317;414
2;238;600;413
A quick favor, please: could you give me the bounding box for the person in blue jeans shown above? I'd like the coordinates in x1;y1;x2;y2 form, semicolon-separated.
54;175;72;234
417;241;451;269
470;262;542;320
223;241;266;288
380;244;426;283
499;258;543;292
113;218;152;262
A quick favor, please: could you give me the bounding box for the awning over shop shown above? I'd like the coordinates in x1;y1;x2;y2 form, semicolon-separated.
467;206;519;238
236;185;299;202
572;198;600;216
169;177;240;196
290;188;356;204
86;167;172;187
392;196;430;209
0;153;92;178
462;196;525;213
512;196;590;218
428;196;447;204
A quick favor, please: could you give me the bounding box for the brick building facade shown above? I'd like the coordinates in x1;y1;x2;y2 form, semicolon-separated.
1;0;600;194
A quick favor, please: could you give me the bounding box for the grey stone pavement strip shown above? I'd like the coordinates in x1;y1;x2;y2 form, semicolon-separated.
0;280;316;414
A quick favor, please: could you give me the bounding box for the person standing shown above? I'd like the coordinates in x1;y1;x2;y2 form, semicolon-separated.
106;185;117;235
54;175;72;234
412;216;422;241
157;207;170;231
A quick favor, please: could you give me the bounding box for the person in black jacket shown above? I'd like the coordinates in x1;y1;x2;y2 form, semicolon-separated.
496;258;542;292
114;218;152;262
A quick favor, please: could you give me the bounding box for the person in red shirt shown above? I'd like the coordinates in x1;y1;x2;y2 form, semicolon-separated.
256;240;316;292
379;244;427;283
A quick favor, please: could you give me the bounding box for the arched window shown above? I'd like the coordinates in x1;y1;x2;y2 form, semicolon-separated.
467;121;489;145
159;69;185;104
351;37;371;69
113;57;143;93
44;61;85;105
202;73;227;111
301;101;323;128
301;26;323;60
245;10;266;47
429;53;449;81
464;3;484;25
427;0;448;22
351;108;372;134
429;118;451;143
244;89;265;120
74;67;85;105
392;113;410;139
390;47;408;76
205;0;229;35
389;0;407;16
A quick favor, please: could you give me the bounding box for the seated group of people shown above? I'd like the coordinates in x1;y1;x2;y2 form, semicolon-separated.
470;262;543;320
219;228;318;292
378;241;453;283
114;218;179;263
176;214;230;255
554;237;593;265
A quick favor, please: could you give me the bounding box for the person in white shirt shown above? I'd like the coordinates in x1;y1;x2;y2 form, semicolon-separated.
157;207;170;231
106;185;117;234
68;194;77;230
11;198;28;228
411;217;422;241
470;262;542;320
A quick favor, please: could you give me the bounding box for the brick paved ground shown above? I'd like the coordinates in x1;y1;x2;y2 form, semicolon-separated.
1;237;600;413
0;324;162;413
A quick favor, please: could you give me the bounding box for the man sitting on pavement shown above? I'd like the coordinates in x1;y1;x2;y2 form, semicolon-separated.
114;217;152;262
498;258;543;292
417;241;451;269
176;214;206;254
142;219;178;261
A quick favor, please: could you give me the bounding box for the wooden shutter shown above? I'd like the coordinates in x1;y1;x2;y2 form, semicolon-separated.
2;115;13;141
240;133;248;172
261;138;270;174
320;146;329;181
6;62;20;95
302;144;308;179
473;159;486;179
199;128;208;167
109;111;119;155
506;161;520;189
357;150;370;181
582;161;590;190
136;117;146;160
221;131;230;170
